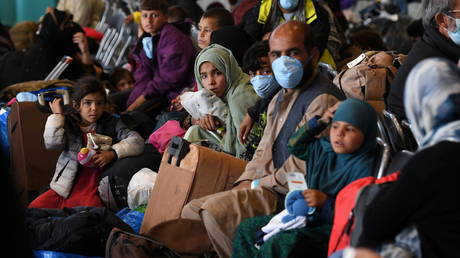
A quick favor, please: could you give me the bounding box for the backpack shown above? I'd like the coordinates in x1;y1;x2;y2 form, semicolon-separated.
333;51;406;113
106;219;213;258
26;207;134;257
328;172;400;256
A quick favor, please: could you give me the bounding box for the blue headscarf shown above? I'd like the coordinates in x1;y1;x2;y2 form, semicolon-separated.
305;99;377;196
405;58;460;150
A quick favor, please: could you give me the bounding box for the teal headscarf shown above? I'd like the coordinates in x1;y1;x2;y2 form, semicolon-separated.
298;99;377;196
194;44;259;155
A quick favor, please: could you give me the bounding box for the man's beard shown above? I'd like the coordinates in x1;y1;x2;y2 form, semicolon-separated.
299;60;315;86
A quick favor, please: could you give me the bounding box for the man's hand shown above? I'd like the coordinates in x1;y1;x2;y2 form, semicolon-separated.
92;150;116;168
302;189;328;208
49;98;63;114
198;114;219;131
126;95;146;111
232;180;252;191
239;114;254;144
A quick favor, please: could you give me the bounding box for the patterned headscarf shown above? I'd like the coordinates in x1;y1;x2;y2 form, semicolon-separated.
405;58;460;149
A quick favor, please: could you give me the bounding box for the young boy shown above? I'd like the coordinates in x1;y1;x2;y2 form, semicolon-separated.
126;0;196;115
197;8;234;49
239;40;280;160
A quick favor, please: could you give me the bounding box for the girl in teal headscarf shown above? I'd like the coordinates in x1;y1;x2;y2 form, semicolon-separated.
232;98;378;258
184;44;259;156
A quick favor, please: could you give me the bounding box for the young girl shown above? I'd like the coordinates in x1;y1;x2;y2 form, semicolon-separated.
232;98;378;258
29;76;144;209
183;44;259;156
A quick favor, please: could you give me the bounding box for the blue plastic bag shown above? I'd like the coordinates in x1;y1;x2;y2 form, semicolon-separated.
0;107;10;165
116;208;145;233
33;250;102;258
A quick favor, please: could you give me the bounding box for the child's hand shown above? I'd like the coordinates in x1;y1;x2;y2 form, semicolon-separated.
92;150;116;168
198;114;219;131
320;101;341;124
355;248;381;258
302;189;328;208
49;98;63;114
239;114;254;144
169;95;183;111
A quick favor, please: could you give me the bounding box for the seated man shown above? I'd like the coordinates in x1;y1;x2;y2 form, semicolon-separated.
387;0;460;119
181;20;345;258
125;0;196;114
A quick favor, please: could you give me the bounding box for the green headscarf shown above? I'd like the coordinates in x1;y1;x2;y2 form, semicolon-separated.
194;44;259;155
290;98;378;196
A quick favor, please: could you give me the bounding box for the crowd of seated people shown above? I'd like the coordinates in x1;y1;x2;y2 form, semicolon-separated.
0;0;459;257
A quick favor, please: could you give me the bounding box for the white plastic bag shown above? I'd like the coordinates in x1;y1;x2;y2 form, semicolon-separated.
127;168;157;209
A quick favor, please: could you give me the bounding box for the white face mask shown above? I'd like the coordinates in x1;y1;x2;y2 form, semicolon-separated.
445;14;460;46
279;0;299;10
250;74;279;98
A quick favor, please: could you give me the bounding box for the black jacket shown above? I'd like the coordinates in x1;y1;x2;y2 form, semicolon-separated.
387;24;460;119
357;141;460;258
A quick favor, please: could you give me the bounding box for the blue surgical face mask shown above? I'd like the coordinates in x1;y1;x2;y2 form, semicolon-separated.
250;75;279;98
279;0;299;10
446;16;460;46
142;36;154;59
272;56;304;89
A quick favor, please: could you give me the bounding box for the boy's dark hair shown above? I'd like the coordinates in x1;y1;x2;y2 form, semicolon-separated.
242;40;269;74
349;26;386;51
140;0;170;14
108;68;134;92
202;8;234;27
167;5;187;23
72;76;107;108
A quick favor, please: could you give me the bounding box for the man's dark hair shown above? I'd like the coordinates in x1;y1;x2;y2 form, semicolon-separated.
242;40;269;74
140;0;170;14
202;8;235;27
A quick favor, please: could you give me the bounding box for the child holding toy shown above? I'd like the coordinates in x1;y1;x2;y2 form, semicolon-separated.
29;76;144;209
232;98;378;258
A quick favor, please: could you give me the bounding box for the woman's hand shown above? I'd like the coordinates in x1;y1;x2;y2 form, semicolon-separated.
239;114;254;144
92;150;116;168
73;32;92;65
49;98;63;114
320;101;341;124
126;95;146;111
198;114;219;131
302;189;328;208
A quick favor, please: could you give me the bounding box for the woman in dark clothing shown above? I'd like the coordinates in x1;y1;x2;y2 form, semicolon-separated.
355;58;460;258
0;9;95;88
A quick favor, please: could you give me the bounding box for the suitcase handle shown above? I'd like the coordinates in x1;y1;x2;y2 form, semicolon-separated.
37;89;70;106
167;136;190;166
